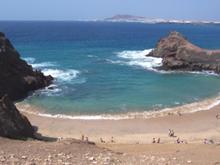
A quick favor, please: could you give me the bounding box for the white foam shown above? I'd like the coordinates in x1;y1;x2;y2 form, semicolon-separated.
32;62;56;68
23;57;36;64
23;57;57;68
42;68;80;82
18;95;220;120
87;55;98;58
112;49;219;76
114;49;162;71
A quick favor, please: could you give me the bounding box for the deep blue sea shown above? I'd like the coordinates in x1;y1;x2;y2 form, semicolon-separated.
1;21;220;116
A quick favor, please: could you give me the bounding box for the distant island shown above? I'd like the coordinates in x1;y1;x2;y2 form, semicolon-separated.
104;14;220;24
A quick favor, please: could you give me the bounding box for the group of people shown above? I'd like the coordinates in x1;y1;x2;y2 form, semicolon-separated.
168;129;175;137
81;134;89;142
152;138;160;144
203;138;214;144
81;135;115;144
100;136;115;143
176;137;188;144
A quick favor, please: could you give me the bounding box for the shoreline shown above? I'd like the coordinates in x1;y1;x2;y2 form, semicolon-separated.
16;94;220;120
15;96;220;144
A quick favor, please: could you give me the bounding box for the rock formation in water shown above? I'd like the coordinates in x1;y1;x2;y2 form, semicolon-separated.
147;31;220;73
0;95;35;139
0;32;53;101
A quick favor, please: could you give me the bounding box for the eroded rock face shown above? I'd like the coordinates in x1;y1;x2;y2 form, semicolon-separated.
0;32;53;101
0;95;34;139
148;31;220;73
0;32;53;139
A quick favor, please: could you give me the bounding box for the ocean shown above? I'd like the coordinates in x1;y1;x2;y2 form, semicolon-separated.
1;21;220;117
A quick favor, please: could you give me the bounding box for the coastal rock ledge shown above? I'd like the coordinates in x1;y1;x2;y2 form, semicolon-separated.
148;31;220;73
0;32;53;139
0;95;35;139
0;32;53;101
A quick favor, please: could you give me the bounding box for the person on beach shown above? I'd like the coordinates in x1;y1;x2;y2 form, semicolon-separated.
100;138;105;143
176;138;181;144
152;138;156;143
169;129;175;137
204;138;208;144
111;136;115;143
216;114;220;120
177;111;182;116
157;138;160;143
81;134;85;141
85;137;89;143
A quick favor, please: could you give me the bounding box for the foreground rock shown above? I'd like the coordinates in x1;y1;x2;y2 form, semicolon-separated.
0;32;53;139
148;31;220;73
0;32;53;101
0;95;34;139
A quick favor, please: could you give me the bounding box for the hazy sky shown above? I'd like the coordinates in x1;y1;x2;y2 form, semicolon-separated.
0;0;219;21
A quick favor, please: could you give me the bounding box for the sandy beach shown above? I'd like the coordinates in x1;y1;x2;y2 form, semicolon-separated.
16;99;220;144
12;100;220;164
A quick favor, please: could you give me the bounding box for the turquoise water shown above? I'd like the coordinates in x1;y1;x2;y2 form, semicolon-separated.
1;21;220;115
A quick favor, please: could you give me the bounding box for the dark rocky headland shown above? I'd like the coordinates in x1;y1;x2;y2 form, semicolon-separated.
0;32;53;101
0;32;53;139
148;31;220;73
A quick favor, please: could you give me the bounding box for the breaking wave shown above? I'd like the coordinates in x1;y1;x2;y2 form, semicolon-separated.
109;49;218;76
110;49;163;71
18;95;220;120
42;68;80;82
31;62;56;68
23;57;36;63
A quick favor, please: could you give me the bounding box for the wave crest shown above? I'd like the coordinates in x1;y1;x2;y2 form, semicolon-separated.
17;95;220;120
23;57;36;64
112;49;163;71
32;62;57;68
42;69;80;82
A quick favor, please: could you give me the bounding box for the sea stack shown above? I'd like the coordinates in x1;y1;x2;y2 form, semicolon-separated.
0;32;53;101
147;31;220;73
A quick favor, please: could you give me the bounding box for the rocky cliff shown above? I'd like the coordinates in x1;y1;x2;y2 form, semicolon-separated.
0;32;53;139
0;32;53;101
0;95;35;139
147;31;220;73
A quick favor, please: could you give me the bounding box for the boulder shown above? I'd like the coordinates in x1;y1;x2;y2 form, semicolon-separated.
0;32;53;101
147;31;220;73
0;95;35;139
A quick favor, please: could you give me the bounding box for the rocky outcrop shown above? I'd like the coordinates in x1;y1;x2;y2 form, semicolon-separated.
0;32;53;139
0;32;53;101
0;95;35;139
147;31;220;73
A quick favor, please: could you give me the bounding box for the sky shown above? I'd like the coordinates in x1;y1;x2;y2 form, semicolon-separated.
0;0;219;21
